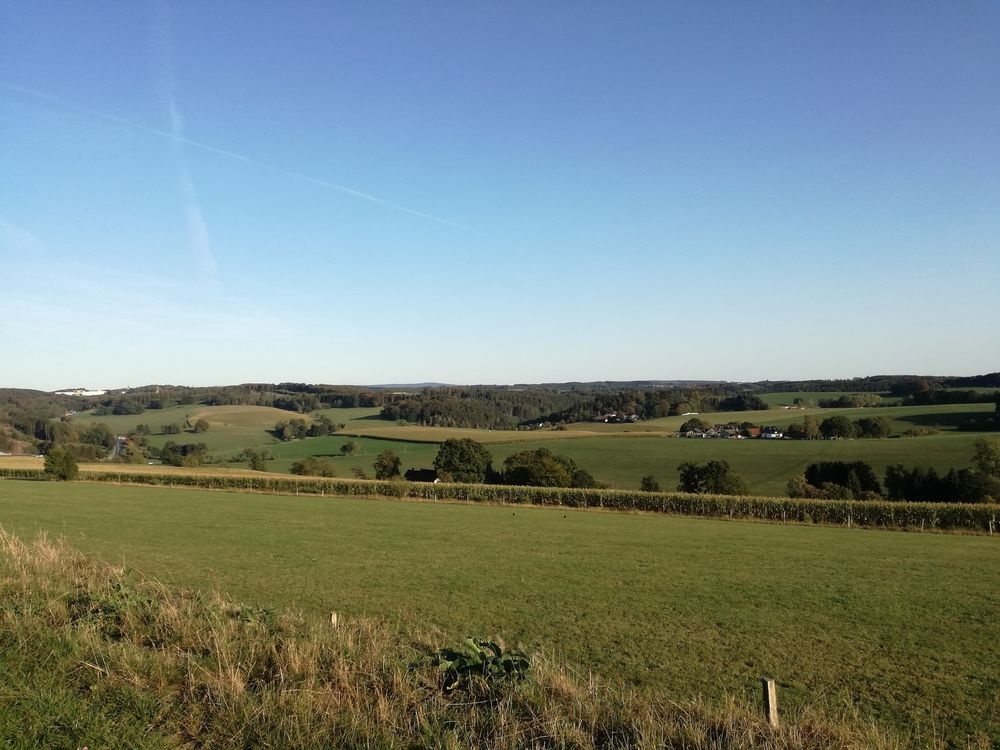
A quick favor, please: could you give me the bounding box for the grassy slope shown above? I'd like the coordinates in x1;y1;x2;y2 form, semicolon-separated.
485;432;985;495
758;391;901;408
0;480;996;746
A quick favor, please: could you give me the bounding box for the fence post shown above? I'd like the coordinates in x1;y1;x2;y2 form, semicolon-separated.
761;677;779;728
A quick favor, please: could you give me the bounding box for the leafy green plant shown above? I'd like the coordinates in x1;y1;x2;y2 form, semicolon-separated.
43;447;78;481
431;637;529;692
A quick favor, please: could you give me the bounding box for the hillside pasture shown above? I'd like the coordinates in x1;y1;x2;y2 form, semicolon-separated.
70;404;292;452
667;402;995;434
756;391;901;408
54;402;999;493
482;431;986;495
246;436;440;476
336;423;608;443
0;480;995;747
310;406;384;426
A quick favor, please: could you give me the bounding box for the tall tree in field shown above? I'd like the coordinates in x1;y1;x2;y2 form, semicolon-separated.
855;416;891;438
373;450;402;480
44;446;78;481
677;460;749;495
433;438;493;483
820;415;856;439
971;437;1000;478
501;448;595;488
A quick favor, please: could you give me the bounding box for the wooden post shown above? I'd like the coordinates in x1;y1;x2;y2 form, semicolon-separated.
761;677;779;728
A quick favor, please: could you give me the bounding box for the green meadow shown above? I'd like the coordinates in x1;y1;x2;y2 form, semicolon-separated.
484;431;986;495
757;391;901;408
0;479;996;747
67;402;997;495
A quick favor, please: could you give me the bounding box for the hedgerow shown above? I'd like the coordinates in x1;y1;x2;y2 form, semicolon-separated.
2;468;997;533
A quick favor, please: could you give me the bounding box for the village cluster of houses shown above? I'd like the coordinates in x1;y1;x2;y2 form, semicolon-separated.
679;424;785;439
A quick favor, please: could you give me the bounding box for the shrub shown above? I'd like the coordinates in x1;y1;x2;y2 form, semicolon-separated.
431;637;529;693
43;447;78;481
291;457;336;477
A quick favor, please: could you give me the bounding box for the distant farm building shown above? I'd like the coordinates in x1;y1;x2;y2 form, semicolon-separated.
404;468;440;483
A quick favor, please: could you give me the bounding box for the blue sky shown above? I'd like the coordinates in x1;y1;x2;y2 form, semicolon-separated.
2;2;998;390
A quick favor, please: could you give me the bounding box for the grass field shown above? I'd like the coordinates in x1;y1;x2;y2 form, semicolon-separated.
61;402;998;495
0;479;996;747
0;529;902;749
6;426;984;498
483;431;987;495
756;391;901;408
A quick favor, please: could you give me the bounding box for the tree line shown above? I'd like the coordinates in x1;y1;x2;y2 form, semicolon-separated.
784;415;892;439
379;387;772;430
786;438;1000;503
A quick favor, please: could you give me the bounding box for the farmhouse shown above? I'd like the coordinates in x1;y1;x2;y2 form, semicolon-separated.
403;468;439;483
679;423;764;439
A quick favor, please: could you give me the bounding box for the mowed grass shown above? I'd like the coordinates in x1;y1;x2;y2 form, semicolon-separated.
0;480;996;746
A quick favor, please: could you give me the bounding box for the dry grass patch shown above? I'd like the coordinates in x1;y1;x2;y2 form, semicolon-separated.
0;455;42;470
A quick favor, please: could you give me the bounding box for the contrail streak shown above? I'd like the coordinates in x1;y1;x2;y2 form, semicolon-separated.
0;80;472;231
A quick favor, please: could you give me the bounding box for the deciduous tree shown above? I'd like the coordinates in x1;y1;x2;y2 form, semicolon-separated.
971;437;1000;478
819;416;856;439
433;438;493;483
373;450;402;480
44;446;78;481
677;460;749;495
